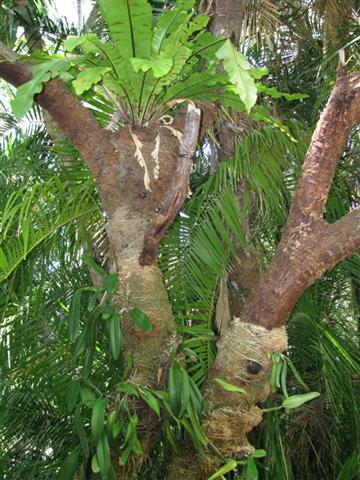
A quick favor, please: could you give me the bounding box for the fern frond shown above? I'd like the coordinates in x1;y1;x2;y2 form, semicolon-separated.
98;0;152;59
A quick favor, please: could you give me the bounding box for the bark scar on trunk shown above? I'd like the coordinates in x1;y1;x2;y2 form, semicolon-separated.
140;103;201;266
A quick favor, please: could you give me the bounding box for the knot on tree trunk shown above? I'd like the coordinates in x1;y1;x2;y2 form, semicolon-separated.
211;320;288;403
200;321;287;464
169;322;288;479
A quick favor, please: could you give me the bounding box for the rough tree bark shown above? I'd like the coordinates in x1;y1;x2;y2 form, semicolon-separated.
204;0;262;321
0;40;202;476
168;69;360;478
208;0;249;42
1;25;360;480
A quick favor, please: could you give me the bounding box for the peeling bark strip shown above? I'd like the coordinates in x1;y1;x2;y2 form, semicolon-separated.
140;103;201;265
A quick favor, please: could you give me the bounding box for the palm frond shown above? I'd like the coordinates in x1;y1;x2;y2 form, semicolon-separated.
0;177;99;282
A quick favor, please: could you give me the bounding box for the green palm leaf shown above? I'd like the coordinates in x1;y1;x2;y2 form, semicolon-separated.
0;178;99;282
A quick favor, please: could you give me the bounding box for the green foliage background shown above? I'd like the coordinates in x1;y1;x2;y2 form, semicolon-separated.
0;0;359;479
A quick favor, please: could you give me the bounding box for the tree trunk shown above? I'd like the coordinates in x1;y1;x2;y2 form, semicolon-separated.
209;0;249;42
104;112;200;473
168;70;360;478
1;24;360;480
108;208;178;462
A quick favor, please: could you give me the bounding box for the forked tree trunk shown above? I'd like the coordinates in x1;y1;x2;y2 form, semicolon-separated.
168;70;360;478
1;33;360;480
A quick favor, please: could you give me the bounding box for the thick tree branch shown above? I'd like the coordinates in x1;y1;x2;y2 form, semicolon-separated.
285;71;360;229
139;103;201;265
319;207;360;268
169;70;360;479
0;42;121;212
237;70;360;330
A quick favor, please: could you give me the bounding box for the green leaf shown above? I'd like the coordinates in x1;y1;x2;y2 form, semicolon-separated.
0;247;9;271
280;358;288;397
251;449;267;458
56;448;80;480
207;460;238;480
73;329;87;357
99;0;152;59
119;445;132;466
245;455;259;480
103;273;119;293
74;406;89;459
169;361;182;417
165;422;180;454
215;39;257;113
122;414;136;446
138;388;161;416
113;419;123;439
286;358;309;391
82;347;95;377
336;453;360;480
84;255;107;276
63;35;83;51
96;433;111;476
153;44;192;94
91;397;106;441
163;72;228;102
152;1;194;54
109;314;123;360
179;367;191;417
130;56;173;78
72;67;111;95
69;289;82;340
66;379;81;412
256;83;309;101
190;32;226;59
11;59;72;119
0;178;98;282
281;391;320;409
63;33;108;57
105;411;115;437
129;308;153;333
248;66;269;80
188;376;204;414
80;386;96;407
22;220;29;255
186;398;208;446
118;383;140;397
102;304;115;320
214;377;247;395
59;71;75;82
87;291;99;312
181;417;204;453
269;353;282;391
11;71;51;119
91;454;100;474
182;13;210;40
